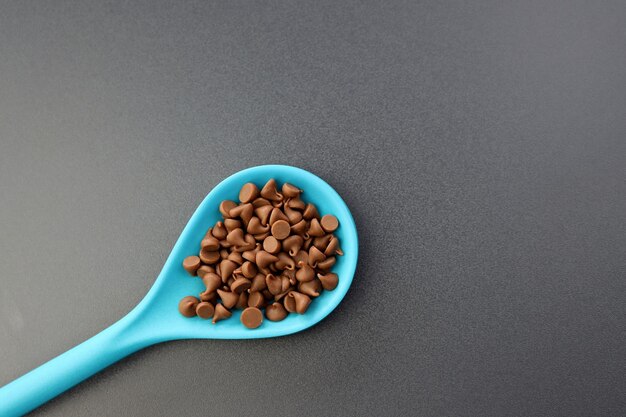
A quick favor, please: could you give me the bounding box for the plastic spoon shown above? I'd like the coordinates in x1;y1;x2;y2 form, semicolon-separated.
0;165;358;417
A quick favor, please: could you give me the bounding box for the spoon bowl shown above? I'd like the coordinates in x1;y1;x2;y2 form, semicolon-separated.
0;165;358;416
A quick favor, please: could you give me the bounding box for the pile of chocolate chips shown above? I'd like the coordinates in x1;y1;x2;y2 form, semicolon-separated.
178;179;342;329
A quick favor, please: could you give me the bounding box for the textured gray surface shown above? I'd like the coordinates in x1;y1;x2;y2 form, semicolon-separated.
1;1;625;416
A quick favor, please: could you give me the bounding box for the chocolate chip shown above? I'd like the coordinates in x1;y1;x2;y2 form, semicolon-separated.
182;256;201;276
275;252;295;270
316;256;336;272
260;179;283;201
317;272;338;290
256;250;278;269
199;291;217;303
197;265;215;280
308;246;326;267
287;197;306;211
178;296;199;317
298;279;322;297
248;291;265;308
266;273;282;295
230;203;254;225
195;302;215;319
284;205;303;224
247;217;269;234
265;302;288;321
281;183;301;198
227;251;244;265
302;203;319;220
199;247;220;264
271;220;291;240
224;218;242;232
250;273;267;292
282;235;303;256
219;200;237;218
212;304;232;323
211;221;228;240
295;262;315;282
289;291;312;314
307;218;325;237
219;259;238;282
290;219;308;236
254;205;273;225
324;236;343;256
320;214;339;233
283;294;297;313
293;249;309;265
241;307;263;329
252;197;271;208
236;292;249;309
231;278;252;294
239;183;259;203
269;207;289;226
200;236;220;251
241;261;258;278
216;289;239;309
262;236;281;254
202;272;222;293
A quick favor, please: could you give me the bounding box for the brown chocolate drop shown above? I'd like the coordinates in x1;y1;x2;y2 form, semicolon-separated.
178;296;200;317
253;231;271;241
288;197;306;211
246;217;269;234
202;272;222;293
260;179;283;201
236;292;249;309
269;207;290;225
282;183;302;198
231;278;252;294
199;291;217;303
266;302;288;321
275;252;295;270
293;250;309;265
195;302;215;319
299;279;322;297
200;236;220;251
226;228;247;247
219;260;238;282
256;250;279;269
211;221;228;240
182;256;201;276
283;268;297;285
248;291;265;308
320;214;339;232
199;248;220;265
289;291;312;314
280;274;291;292
316;256;336;272
312;234;332;252
239;183;259;203
308;246;326;267
283;294;297;313
241;261;258;278
219;249;230;260
282;235;303;256
262;289;273;300
271;199;283;208
307;218;325;237
212;304;232;323
324;236;343;256
219;200;237;218
224;218;242;233
230;203;254;225
302;237;313;250
318;272;339;290
265;273;282;295
263;236;282;254
302;203;319;220
216;289;239;309
284;205;303;225
252;197;271;208
255;205;273;226
296;262;316;282
290;219;308;236
250;273;267;292
271;220;291;240
197;265;215;279
241;307;263;329
227;251;244;265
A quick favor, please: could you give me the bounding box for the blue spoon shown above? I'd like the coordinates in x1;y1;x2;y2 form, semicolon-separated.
0;165;358;417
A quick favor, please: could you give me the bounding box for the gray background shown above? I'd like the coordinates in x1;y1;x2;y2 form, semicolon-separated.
0;1;625;416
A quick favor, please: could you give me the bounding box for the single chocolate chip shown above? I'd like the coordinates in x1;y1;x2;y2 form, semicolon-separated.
275;252;295;270
224;218;242;233
260;179;283;201
302;203;319;220
255;205;273;226
248;291;265;308
196;302;215;319
199;291;217;303
256;251;279;269
226;228;247;246
283;268;297;285
298;279;322;297
318;272;339;290
266;273;282;295
239;183;259;203
287;197;306;211
212;304;232;323
219;200;237;218
307;218;325;237
252;197;271;208
247;217;269;234
271;220;291;240
230;203;254;225
216;289;239;309
197;265;215;279
199;248;220;264
253;231;271;241
241;307;263;329
211;221;228;240
241;261;258;278
236;292;249;309
324;236;343;256
266;302;288;321
284;205;303;224
296;262;315;282
290;219;308;236
250;273;267;292
280;274;291;292
178;296;200;317
320;214;339;233
308;246;326;267
182;256;201;276
263;236;281;254
201;236;220;251
219;259;238;282
269;207;290;225
282;235;303;256
316;256;336;272
281;183;301;198
289;291;312;314
231;278;252;294
293;250;309;265
202;272;222;293
283;293;297;313
227;251;244;265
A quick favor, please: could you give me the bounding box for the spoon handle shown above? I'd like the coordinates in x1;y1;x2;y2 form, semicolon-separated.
0;313;153;416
